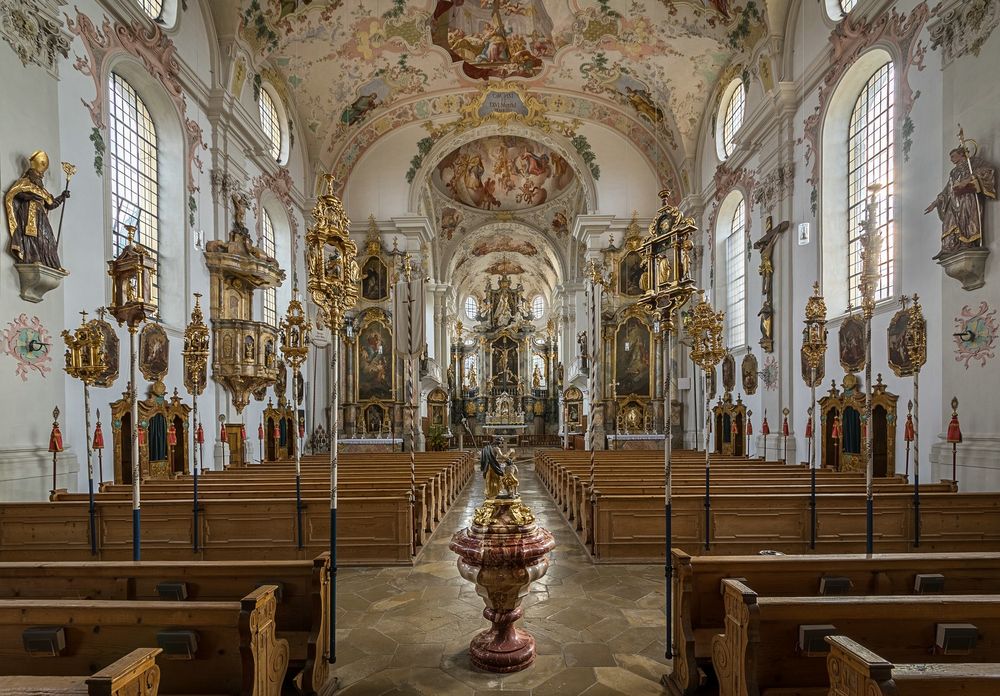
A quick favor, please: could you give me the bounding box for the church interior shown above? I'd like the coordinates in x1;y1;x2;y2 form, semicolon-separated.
1;0;999;693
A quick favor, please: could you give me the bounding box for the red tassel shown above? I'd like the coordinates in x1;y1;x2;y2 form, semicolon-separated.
167;423;177;447
258;422;264;440
904;414;915;442
49;424;63;453
196;423;204;444
782;416;789;437
92;422;105;450
947;415;963;444
805;416;813;439
746;417;753;436
220;423;227;442
761;415;770;436
298;422;305;439
273;424;280;440
241;424;247;441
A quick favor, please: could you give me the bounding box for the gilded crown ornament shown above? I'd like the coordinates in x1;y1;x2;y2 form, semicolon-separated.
686;291;726;372
306;174;360;330
62;310;107;385
182;293;209;397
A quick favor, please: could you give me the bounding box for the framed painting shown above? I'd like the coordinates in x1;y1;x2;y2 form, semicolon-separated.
721;352;735;393
741;352;758;395
361;256;388;301
139;323;169;382
887;307;914;377
614;315;652;397
357;314;394;401
839;314;866;373
618;250;644;296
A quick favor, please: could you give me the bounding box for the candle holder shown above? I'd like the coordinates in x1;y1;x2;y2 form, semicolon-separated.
305;174;359;677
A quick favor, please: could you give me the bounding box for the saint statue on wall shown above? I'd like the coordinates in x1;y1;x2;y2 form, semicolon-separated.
925;142;996;257
4;151;68;270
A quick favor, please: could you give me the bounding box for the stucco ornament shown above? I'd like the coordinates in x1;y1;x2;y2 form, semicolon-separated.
0;0;69;73
760;354;778;391
929;0;1000;65
953;301;997;368
3;313;53;381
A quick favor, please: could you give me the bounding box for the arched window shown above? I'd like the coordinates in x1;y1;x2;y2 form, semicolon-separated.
721;81;745;158
847;61;895;306
136;0;163;20
531;295;545;320
109;71;159;302
260;209;277;326
722;196;747;347
258;89;283;163
841;0;858;12
465;296;478;320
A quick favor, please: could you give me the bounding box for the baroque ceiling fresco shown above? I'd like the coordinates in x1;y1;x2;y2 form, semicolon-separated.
233;0;769;196
448;223;563;301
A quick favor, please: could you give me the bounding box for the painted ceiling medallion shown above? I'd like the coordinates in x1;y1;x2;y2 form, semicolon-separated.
434;135;574;211
3;313;53;381
954;301;997;368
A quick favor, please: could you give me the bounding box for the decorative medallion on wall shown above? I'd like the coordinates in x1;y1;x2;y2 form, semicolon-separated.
838;314;866;373
0;0;70;73
721;352;735;393
954;301;998;368
138;323;169;383
741;352;758;394
760;354;778;391
92;315;119;388
929;0;1000;65
2;313;52;381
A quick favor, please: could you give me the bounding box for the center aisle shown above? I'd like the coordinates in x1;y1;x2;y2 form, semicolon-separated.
333;450;669;695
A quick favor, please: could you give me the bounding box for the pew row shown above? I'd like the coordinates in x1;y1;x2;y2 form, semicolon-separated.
668;550;1000;695
0;647;161;696
0;586;288;695
711;579;1000;696
0;555;331;695
826;635;1000;696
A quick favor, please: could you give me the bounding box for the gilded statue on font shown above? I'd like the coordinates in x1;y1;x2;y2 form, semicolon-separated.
5;151;70;270
480;435;517;499
925;137;997;257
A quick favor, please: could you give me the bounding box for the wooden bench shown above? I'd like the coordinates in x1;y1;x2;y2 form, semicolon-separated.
0;556;331;695
0;586;288;695
668;550;1000;695
0;647;161;695
826;634;1000;696
711;579;1000;696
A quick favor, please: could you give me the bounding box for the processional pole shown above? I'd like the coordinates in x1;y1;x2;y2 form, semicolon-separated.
306;174;359;668
636;188;697;662
280;284;312;551
801;282;827;550
182;293;209;553
858;185;883;556
686;292;725;552
107;225;156;561
62;310;108;555
900;295;927;545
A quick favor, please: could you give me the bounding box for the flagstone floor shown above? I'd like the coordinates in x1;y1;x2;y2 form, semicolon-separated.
331;452;670;695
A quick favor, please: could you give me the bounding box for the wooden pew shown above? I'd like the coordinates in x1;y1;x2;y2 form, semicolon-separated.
710;579;1000;696
0;586;288;695
0;556;331;695
668;550;1000;695
826;635;1000;696
0;647;161;695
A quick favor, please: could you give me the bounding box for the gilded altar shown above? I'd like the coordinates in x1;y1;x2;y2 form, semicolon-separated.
819;373;897;475
110;383;190;484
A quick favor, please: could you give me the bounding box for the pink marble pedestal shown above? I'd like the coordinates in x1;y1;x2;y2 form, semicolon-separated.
449;498;555;673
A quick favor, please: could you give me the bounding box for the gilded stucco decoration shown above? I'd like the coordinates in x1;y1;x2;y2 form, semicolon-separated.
929;0;1000;65
0;0;69;73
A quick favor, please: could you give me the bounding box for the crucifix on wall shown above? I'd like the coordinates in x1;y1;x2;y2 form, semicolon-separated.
753;215;790;353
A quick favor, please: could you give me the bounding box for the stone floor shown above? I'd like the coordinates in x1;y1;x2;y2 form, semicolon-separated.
330;454;671;695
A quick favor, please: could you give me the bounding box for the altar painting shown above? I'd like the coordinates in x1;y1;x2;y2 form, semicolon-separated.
357;318;394;401
615;316;652;397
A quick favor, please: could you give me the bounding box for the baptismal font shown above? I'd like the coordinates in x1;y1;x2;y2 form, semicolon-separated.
450;436;554;672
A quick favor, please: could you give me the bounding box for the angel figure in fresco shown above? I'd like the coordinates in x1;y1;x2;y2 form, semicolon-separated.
925;144;997;257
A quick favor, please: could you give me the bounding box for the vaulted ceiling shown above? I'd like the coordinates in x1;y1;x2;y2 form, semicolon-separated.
219;0;771;197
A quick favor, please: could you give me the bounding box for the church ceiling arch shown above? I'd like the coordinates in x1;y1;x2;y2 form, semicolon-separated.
230;0;770;193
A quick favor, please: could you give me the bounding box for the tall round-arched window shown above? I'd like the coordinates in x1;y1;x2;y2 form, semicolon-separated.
465;296;478;320
260;209;277;327
847;61;895;306
109;71;159;302
723;197;746;347
136;0;163;20
258;89;283;163
721;82;745;158
531;295;545;320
